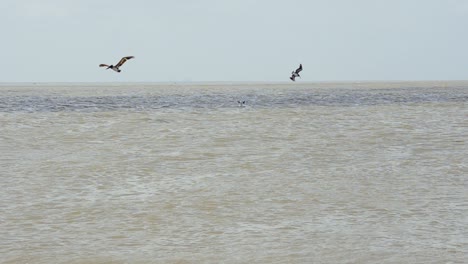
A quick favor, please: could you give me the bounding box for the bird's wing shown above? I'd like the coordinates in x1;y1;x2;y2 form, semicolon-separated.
99;64;110;68
295;64;303;74
116;56;135;67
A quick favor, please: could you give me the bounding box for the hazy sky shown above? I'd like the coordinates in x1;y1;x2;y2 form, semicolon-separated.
2;0;467;82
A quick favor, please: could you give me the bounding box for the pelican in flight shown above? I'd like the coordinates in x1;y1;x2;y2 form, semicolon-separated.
99;56;134;72
290;64;302;81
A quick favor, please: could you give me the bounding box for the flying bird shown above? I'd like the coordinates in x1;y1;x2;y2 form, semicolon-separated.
290;64;302;81
99;56;134;72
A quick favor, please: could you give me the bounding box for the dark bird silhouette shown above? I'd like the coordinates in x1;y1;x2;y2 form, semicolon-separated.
99;56;134;72
290;64;302;81
238;100;246;107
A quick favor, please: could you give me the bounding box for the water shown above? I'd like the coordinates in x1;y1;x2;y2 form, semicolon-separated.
0;82;466;263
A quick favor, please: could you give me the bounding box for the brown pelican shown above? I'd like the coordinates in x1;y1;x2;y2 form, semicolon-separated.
99;56;134;72
290;64;302;81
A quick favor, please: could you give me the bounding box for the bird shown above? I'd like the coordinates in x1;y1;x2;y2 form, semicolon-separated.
237;100;246;107
99;56;134;72
290;64;302;81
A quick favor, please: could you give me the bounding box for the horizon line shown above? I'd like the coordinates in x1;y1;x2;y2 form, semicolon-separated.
1;80;468;85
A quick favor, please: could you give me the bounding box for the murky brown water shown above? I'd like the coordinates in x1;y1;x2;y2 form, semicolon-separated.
0;82;467;263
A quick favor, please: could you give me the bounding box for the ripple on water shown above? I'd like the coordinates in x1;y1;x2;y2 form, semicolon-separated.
0;83;466;263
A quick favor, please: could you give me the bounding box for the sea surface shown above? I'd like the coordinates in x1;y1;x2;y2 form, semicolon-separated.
0;82;467;263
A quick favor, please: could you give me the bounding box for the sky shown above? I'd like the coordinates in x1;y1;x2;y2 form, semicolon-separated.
1;0;468;82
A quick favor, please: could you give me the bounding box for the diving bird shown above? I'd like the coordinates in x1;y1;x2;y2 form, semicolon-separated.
293;64;303;77
99;56;134;72
290;64;302;81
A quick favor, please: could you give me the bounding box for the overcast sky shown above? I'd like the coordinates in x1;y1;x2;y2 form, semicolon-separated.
2;0;467;82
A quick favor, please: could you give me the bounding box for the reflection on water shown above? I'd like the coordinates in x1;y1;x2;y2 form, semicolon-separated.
0;82;467;263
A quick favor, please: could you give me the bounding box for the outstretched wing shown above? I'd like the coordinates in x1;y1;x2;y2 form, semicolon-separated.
115;56;135;67
295;64;303;74
99;64;110;68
